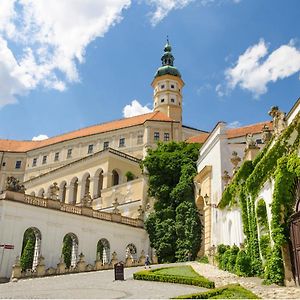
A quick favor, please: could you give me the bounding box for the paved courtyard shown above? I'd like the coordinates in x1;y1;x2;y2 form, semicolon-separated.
0;263;206;299
1;262;300;299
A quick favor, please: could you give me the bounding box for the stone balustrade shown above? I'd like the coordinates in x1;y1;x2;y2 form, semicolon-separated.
0;191;143;228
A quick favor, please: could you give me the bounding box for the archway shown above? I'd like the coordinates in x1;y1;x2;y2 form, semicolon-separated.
112;170;119;186
196;195;205;256
256;198;271;262
125;243;137;260
59;181;67;203
96;238;110;264
20;227;42;271
62;233;78;268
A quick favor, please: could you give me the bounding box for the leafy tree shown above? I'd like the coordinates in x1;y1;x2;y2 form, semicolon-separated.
62;235;73;268
143;142;202;262
20;229;35;271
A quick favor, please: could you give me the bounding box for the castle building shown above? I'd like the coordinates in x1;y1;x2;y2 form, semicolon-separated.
0;41;205;280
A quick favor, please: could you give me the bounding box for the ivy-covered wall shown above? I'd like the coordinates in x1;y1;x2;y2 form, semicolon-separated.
219;111;300;285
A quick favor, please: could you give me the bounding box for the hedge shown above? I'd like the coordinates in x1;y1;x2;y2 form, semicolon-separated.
133;269;215;289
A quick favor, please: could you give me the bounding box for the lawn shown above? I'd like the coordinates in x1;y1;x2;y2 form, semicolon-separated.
174;284;260;299
133;265;215;288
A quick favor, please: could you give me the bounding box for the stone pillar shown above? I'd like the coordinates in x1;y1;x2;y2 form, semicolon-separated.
76;182;83;204
282;244;296;286
66;184;74;204
102;172;112;189
139;250;146;266
89;176;96;198
36;256;46;277
244;146;260;161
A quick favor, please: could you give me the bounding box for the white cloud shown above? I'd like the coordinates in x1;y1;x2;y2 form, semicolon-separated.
227;121;241;128
0;0;131;107
123;100;152;118
225;39;300;97
32;134;49;141
146;0;195;25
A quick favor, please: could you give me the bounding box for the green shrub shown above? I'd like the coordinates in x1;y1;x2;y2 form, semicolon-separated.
125;171;135;181
62;235;73;268
133;267;215;289
220;249;231;270
20;228;35;271
235;250;252;276
259;235;271;260
197;255;209;264
227;245;239;272
174;284;259;299
216;244;230;267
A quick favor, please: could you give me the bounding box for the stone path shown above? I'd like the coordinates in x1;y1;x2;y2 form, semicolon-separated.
190;262;300;299
0;263;206;299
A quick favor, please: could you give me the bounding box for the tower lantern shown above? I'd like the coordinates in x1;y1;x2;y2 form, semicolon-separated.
151;40;184;123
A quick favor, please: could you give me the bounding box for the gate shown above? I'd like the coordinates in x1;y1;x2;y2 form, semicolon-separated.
290;179;300;286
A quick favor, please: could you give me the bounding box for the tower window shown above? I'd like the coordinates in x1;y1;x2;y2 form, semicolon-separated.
32;158;37;167
88;144;94;154
171;84;175;89
15;160;22;169
171;98;175;103
54;152;60;161
42;155;47;164
154;132;160;141
161;84;165;89
119;138;125;147
164;133;170;142
2;162;6;167
161;99;165;103
67;148;72;158
103;141;109;150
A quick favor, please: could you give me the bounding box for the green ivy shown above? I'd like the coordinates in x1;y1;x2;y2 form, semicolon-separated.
20;228;35;271
219;111;300;285
62;235;73;268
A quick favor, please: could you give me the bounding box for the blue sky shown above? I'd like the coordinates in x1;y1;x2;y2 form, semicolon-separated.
0;0;299;140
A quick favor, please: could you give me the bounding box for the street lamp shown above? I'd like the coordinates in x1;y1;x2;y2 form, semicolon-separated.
204;193;217;208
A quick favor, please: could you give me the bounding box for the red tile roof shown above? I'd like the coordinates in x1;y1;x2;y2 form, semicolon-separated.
0;111;174;152
187;121;273;144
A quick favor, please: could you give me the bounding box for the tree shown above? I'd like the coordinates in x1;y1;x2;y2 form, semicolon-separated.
143;141;202;262
20;229;35;271
62;235;73;268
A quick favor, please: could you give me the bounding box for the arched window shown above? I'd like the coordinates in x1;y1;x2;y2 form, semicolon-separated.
96;238;110;264
126;243;137;260
62;233;78;268
112;170;119;186
20;227;42;271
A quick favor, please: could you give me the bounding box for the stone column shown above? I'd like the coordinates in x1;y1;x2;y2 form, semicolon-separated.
76;181;82;204
102;172;112;189
66;184;74;204
89;176;96;198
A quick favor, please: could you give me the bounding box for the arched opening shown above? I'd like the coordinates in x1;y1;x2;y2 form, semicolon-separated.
256;198;271;262
62;233;78;268
196;195;205;257
20;227;42;271
59;181;67;203
96;238;110;264
125;243;137;260
94;169;103;198
112;170;119;186
81;173;90;198
37;188;45;198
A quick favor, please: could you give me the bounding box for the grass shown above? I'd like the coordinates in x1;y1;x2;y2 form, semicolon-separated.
152;266;200;278
174;284;260;299
133;265;215;289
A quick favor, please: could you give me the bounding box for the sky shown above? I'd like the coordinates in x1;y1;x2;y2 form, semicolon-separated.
0;0;299;141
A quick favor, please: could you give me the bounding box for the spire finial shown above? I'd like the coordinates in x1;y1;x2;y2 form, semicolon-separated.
167;35;169;44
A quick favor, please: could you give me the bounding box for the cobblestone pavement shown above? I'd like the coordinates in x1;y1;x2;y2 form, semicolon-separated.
0;263;206;299
190;262;300;299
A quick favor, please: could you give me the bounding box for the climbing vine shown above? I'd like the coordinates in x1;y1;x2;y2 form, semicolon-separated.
219;111;300;285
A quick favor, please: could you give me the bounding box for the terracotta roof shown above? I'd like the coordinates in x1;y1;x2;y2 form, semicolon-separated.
186;133;210;144
187;121;273;144
226;121;272;139
0;111;174;153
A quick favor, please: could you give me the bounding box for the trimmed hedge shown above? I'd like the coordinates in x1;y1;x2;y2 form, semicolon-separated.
174;284;260;299
133;268;215;289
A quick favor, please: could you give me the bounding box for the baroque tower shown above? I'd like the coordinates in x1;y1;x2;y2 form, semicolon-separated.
152;40;184;124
